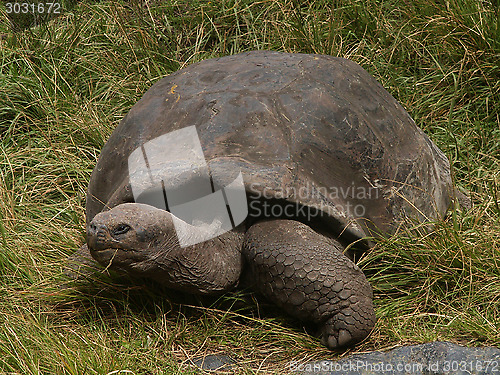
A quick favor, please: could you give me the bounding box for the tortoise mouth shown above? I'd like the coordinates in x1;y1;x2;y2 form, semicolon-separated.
91;247;118;257
87;235;139;261
89;243;137;254
88;247;117;267
89;247;142;270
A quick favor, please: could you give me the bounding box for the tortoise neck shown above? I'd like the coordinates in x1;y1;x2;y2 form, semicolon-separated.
152;225;245;295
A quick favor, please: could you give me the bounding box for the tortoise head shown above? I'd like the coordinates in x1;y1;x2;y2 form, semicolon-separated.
87;203;178;277
86;202;243;293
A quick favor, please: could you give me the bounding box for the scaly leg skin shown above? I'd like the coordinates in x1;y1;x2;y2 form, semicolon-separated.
242;219;376;349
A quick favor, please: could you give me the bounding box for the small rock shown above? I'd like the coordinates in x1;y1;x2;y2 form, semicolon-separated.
191;354;236;371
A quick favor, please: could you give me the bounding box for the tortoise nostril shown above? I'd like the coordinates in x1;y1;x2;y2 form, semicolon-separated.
87;222;109;251
88;222;105;236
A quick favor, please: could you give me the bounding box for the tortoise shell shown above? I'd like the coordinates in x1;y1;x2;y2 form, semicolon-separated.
86;50;452;244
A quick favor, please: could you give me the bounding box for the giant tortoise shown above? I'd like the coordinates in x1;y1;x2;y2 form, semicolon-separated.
70;50;457;349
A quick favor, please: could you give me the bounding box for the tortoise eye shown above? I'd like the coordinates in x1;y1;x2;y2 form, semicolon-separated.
113;224;131;236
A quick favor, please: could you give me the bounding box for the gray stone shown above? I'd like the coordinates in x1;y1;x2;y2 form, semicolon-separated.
292;342;500;374
191;354;236;371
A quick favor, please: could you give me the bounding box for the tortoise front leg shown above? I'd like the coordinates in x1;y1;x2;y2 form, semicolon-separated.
242;219;376;349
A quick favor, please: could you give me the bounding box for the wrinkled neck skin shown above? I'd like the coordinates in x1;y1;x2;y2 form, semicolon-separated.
149;227;245;294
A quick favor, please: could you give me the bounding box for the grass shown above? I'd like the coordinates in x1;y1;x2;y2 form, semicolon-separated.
0;0;499;373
